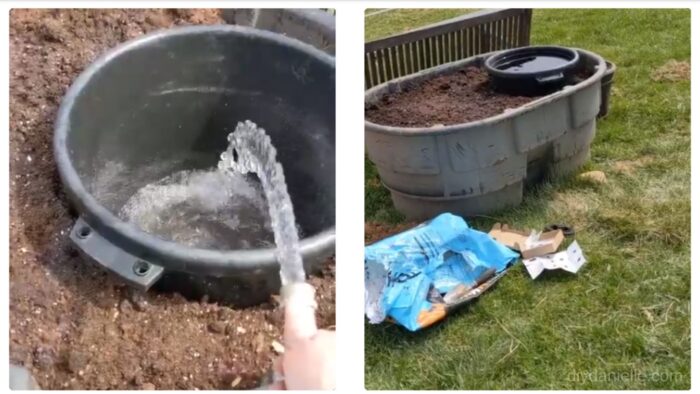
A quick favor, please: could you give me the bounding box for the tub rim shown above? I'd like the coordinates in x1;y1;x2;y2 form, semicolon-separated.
364;48;606;136
54;24;336;275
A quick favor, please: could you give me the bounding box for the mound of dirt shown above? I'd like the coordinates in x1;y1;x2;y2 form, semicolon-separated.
364;221;418;244
10;9;335;390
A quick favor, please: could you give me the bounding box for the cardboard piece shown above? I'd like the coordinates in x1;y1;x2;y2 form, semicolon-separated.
489;223;564;259
522;240;587;279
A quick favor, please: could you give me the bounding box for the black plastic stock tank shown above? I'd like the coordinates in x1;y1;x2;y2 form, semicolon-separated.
485;45;580;96
54;25;335;306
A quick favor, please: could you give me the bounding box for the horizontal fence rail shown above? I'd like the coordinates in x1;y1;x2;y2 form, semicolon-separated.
365;9;533;89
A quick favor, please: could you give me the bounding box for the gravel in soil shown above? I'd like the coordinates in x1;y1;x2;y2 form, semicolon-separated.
364;66;539;128
10;9;335;390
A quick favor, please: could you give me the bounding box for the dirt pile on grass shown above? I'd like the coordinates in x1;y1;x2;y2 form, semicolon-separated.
365;221;418;244
651;60;690;82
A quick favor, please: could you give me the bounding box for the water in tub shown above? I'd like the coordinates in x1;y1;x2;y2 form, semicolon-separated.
119;120;305;284
119;166;275;250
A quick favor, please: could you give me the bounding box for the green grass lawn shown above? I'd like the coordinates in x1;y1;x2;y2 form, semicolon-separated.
365;8;475;40
364;9;690;390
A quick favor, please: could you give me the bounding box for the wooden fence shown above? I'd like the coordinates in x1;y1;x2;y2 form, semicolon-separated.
365;9;533;88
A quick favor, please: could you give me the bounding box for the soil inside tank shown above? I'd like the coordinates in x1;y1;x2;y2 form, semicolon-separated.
10;9;335;390
364;66;540;128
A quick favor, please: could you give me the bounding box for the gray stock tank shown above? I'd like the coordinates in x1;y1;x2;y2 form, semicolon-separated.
54;25;335;306
365;48;606;220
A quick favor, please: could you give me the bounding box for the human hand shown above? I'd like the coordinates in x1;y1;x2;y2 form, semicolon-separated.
268;283;335;390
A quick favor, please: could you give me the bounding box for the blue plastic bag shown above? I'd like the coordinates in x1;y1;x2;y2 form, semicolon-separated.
365;213;518;331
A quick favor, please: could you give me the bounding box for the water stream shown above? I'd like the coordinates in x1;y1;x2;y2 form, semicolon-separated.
218;120;306;285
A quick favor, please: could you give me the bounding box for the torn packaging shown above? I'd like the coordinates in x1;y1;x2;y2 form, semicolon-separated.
489;223;564;259
365;213;519;331
522;240;587;279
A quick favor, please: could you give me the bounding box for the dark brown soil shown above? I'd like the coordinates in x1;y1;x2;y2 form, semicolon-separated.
365;66;539;128
9;9;335;390
365;221;418;245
